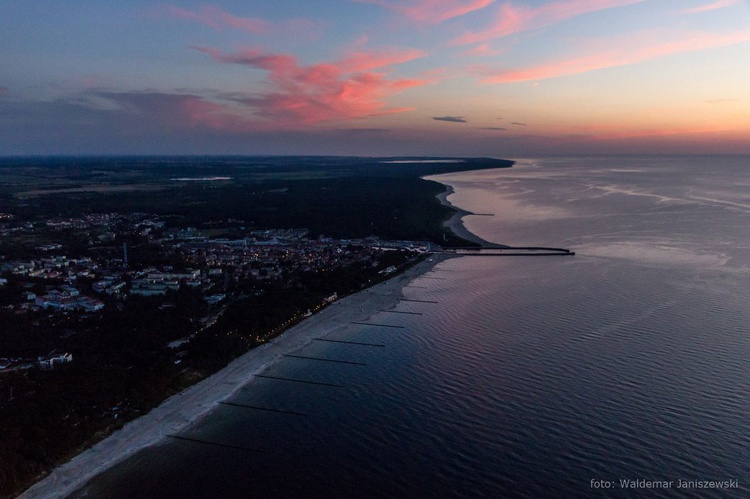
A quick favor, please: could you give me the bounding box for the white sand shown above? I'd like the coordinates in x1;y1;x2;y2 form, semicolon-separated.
433;182;506;248
20;255;452;499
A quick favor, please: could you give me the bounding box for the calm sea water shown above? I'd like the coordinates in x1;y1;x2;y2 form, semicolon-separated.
72;156;750;498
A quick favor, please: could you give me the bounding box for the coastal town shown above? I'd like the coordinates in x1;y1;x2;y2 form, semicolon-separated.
0;205;439;495
0;210;432;374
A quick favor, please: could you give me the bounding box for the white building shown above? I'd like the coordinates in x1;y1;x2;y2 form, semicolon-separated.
38;352;73;369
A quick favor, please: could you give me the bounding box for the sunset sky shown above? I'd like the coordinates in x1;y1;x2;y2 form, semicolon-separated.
1;0;749;156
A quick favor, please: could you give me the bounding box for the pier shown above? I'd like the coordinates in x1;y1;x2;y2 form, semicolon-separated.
442;246;575;256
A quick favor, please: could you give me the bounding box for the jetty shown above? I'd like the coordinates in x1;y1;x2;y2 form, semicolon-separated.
440;246;575;257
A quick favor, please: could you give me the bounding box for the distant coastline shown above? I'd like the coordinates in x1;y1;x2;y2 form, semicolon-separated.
437;183;493;247
431;173;576;257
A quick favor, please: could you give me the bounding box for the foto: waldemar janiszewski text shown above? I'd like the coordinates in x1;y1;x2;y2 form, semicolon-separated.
590;479;739;490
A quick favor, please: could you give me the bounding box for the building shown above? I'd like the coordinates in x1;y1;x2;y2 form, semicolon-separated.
93;280;126;295
37;352;73;369
35;288;104;311
147;269;200;280
77;296;105;312
130;279;168;296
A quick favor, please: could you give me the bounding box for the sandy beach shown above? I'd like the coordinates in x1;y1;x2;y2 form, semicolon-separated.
432;180;508;248
20;254;453;499
21;179;483;499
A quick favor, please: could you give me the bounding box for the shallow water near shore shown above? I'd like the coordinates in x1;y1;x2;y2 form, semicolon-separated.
71;156;750;498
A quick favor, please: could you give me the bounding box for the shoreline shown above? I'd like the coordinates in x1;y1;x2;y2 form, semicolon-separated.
431;179;509;249
20;254;454;499
21;175;490;499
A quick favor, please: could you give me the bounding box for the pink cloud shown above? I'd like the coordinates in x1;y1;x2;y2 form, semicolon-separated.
164;4;271;33
0;86;8;95
479;30;750;83
463;43;503;56
195;47;432;127
355;0;493;24
680;0;740;14
453;0;645;45
338;49;428;71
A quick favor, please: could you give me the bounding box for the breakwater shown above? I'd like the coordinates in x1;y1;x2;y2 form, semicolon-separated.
444;246;575;256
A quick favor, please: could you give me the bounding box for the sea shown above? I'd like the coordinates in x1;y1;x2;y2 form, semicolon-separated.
70;156;750;498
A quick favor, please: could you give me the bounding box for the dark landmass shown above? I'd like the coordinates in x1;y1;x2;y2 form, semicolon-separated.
0;156;511;245
0;156;512;497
